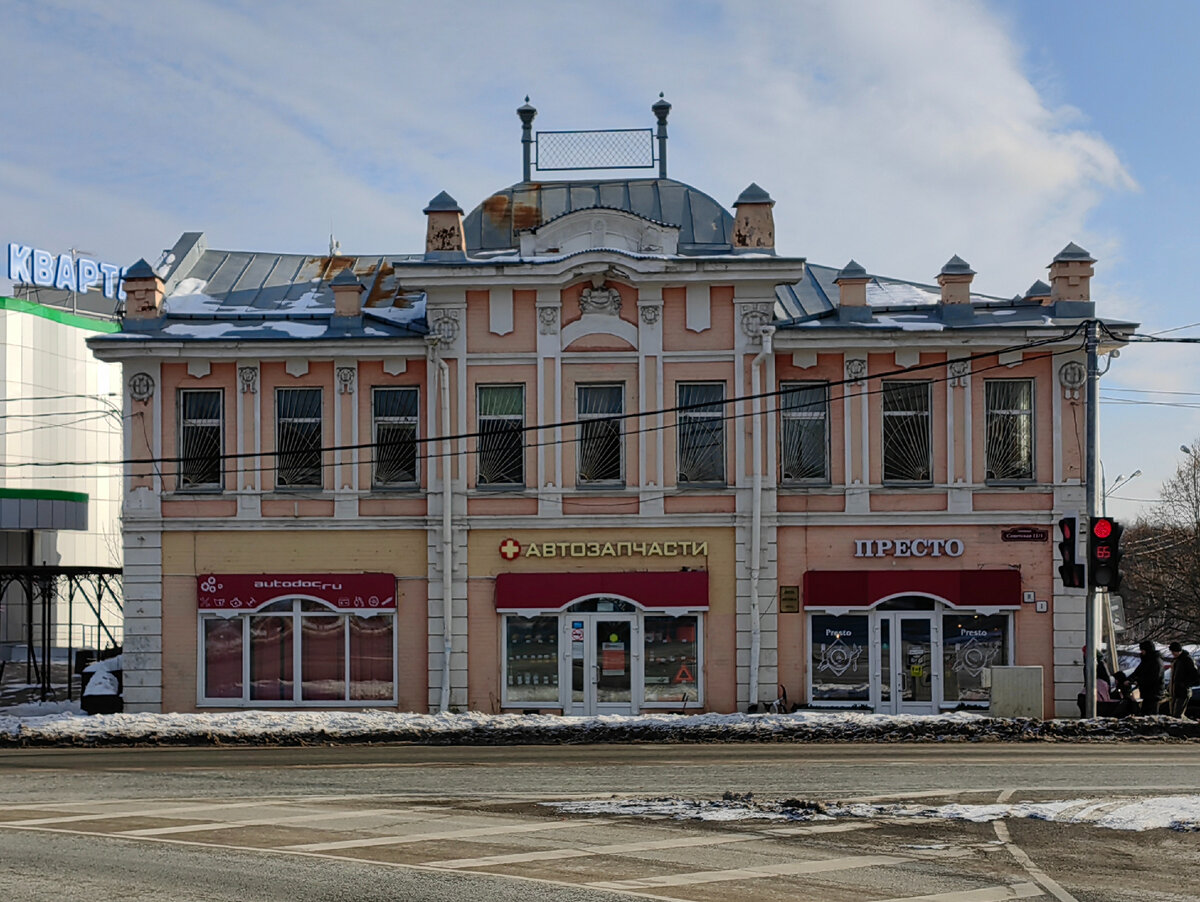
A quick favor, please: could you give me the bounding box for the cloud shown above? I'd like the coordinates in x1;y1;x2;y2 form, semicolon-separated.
2;0;1131;301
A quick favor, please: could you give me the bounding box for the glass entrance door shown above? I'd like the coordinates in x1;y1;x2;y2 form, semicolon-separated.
567;615;636;715
876;613;940;714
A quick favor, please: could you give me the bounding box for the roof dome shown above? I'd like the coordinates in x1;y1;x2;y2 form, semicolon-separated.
462;178;734;255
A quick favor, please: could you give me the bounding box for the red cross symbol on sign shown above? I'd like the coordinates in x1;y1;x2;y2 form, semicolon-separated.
499;539;522;561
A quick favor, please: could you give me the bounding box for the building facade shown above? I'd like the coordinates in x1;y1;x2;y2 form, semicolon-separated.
89;103;1132;718
1;294;124;662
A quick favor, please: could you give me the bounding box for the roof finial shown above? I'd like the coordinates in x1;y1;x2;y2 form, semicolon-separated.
652;93;671;179
518;96;538;182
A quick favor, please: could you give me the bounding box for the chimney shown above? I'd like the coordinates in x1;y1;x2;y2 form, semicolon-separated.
122;258;164;321
937;255;975;305
331;267;364;317
1048;242;1095;301
732;183;775;253
1024;279;1052;306
835;260;872;323
424;191;466;258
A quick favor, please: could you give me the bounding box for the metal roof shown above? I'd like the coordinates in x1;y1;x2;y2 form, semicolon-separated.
462;178;734;255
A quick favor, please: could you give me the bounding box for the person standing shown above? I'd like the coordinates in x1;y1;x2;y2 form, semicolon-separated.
1168;642;1198;719
1130;640;1164;716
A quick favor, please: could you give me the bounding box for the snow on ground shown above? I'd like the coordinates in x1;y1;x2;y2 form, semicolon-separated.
548;793;1200;833
1;708;1199;748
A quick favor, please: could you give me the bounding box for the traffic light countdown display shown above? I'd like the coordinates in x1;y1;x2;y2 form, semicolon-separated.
1057;517;1085;588
1088;516;1124;590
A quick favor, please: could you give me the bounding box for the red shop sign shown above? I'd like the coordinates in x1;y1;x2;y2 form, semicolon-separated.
197;573;395;611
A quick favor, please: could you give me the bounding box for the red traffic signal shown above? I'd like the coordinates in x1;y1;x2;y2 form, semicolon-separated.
1088;517;1124;590
1057;517;1085;588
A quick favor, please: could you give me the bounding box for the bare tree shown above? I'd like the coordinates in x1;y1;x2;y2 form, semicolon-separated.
1120;444;1200;641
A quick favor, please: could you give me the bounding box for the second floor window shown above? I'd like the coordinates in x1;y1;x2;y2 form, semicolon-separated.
373;387;419;487
477;385;525;487
985;379;1034;482
677;382;725;484
276;387;322;488
178;389;222;490
577;384;623;485
780;382;829;482
882;381;932;483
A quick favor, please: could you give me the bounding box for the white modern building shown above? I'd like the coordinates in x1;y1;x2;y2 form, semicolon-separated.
0;290;124;670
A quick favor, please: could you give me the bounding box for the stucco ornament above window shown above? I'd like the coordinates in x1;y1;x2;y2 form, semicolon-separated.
431;310;460;343
1058;360;1086;400
238;366;258;394
948;359;971;387
336;367;356;395
579;286;622;316
739;303;773;340
538;306;559;335
845;358;868;383
128;372;155;402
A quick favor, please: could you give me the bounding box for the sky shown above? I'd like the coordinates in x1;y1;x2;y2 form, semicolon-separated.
2;0;1196;520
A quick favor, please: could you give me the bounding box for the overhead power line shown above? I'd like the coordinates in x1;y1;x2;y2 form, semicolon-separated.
0;330;1086;478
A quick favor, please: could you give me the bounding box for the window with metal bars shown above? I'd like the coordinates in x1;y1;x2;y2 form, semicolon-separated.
780;382;829;483
476;385;525;487
178;389;223;490
677;382;725;484
577;384;624;485
985;379;1034;482
882;381;932;483
275;388;323;488
372;387;418;487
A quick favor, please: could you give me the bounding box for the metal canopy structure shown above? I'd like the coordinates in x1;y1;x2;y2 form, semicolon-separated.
0;565;122;702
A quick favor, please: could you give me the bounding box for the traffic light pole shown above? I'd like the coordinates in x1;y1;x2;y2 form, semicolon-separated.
1084;319;1099;718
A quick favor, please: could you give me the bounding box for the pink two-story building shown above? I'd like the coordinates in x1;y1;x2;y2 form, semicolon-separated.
90;100;1132;718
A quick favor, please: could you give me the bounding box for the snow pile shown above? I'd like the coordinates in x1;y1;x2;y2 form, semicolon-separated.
2;709;1199;748
550;793;1200;833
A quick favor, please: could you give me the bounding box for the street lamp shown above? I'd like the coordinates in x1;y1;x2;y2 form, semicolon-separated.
1101;467;1141;516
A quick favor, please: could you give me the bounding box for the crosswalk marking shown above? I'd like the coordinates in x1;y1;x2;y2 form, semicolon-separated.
764;821;880;836
3;799;286;827
875;882;1044;901
425;831;758;868
589;854;910;890
285;817;606;852
119;807;415;836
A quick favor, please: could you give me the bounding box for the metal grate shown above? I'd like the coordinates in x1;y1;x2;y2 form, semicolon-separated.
882;381;932;483
536;128;655;171
985;380;1034;481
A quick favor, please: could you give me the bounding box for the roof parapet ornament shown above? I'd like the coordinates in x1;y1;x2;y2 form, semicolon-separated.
834;259;872;323
518;96;537;182
652;92;671;179
732;183;775;254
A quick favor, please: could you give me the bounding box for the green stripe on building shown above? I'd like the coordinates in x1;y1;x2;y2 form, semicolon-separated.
0;296;120;333
0;487;89;504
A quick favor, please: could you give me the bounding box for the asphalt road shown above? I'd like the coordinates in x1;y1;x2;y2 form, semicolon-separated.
1;743;1197;901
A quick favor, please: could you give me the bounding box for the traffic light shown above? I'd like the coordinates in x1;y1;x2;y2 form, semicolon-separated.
1057;517;1085;588
1088;516;1124;590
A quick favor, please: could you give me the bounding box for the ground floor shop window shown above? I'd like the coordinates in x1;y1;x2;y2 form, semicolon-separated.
806;607;1012;710
505;615;560;703
810;614;870;701
643;615;699;704
942;613;1009;705
200;599;396;705
501;605;704;711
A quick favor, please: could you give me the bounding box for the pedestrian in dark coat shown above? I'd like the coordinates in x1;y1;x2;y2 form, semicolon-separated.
1131;640;1164;715
1168;642;1198;718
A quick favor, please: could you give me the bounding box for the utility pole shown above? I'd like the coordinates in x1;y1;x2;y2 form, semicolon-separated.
1083;319;1099;718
